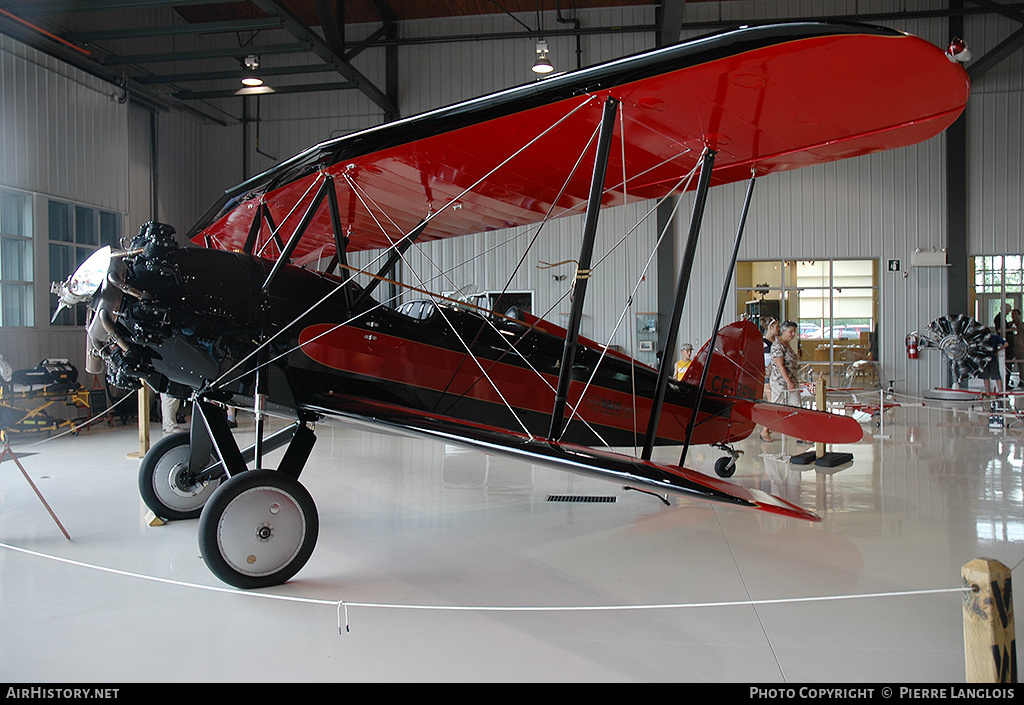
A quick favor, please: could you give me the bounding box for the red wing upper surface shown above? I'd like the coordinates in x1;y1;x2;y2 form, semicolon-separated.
190;22;969;261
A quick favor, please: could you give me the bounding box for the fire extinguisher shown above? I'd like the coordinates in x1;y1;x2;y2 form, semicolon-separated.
906;333;919;360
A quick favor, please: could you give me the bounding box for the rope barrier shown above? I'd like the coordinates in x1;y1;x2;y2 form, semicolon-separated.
0;540;973;635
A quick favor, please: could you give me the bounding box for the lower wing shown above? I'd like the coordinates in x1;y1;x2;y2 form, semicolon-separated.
309;394;821;522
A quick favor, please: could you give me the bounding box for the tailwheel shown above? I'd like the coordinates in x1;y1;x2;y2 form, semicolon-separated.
139;432;222;520
714;456;737;478
198;469;318;589
712;443;741;478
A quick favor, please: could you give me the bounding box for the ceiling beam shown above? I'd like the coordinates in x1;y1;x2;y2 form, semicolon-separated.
248;0;396;116
0;8;227;124
12;0;238;15
101;42;311;65
134;63;334;85
174;81;357;101
967;0;1024;23
968;23;1024;78
313;0;345;56
71;17;283;42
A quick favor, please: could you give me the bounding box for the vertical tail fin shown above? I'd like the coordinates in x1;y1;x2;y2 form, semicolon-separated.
681;321;765;400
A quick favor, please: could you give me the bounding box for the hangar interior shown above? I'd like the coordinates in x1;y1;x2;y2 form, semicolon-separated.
1;0;1022;682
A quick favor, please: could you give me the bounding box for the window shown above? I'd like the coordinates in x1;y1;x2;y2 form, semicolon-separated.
0;188;33;327
48;199;122;326
736;259;879;385
969;256;1024;327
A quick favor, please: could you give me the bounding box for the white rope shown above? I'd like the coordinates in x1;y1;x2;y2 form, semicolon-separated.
0;541;969;635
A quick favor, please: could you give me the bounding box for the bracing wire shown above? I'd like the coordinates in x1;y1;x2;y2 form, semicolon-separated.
206;95;601;396
203;92;715;453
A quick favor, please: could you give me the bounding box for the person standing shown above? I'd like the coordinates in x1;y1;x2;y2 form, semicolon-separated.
1010;309;1024;388
769;320;800;406
758;318;780;441
994;303;1012;388
674;343;693;381
980;328;1009;395
160;393;181;433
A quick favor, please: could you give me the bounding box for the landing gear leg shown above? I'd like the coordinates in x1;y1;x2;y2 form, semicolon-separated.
191;400;320;588
713;443;741;478
137;402;300;520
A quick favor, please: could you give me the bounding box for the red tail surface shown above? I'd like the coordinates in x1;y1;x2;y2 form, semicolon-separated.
680;321;863;444
682;321;765;400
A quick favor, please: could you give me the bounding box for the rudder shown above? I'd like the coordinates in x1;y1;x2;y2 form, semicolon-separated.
681;321;765;400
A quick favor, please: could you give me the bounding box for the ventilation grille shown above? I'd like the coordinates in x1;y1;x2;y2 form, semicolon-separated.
546;495;617;503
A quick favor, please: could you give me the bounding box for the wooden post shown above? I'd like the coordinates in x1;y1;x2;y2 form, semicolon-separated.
128;383;151;459
792;372;852;468
962;557;1016;683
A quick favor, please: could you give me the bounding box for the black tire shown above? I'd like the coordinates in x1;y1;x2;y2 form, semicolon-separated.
714;456;736;478
139;432;223;520
198;470;318;589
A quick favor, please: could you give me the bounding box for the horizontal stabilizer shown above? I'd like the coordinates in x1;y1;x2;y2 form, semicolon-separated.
309;395;821;522
730;398;864;444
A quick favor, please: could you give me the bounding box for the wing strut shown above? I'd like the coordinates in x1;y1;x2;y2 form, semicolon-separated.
242;202;278;256
679;172;757;468
353;217;429;310
641;148;716;460
548;96;620;440
262;174;336;292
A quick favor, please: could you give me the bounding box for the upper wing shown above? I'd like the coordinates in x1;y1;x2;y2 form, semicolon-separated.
190;22;969;260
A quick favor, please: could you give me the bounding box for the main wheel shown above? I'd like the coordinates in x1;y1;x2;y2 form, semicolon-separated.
198;469;318;589
139;432;223;520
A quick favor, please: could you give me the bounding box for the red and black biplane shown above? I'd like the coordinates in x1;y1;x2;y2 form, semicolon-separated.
57;22;968;588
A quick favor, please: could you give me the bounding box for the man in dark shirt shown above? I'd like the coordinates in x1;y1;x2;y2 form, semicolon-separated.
994;303;1012;388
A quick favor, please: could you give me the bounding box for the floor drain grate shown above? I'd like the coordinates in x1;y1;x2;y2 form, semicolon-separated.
546;495;617;503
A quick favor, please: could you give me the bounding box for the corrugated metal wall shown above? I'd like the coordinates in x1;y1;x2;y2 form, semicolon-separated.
1;33;129;372
967;9;1024;257
0;22;205;372
0;34;128;210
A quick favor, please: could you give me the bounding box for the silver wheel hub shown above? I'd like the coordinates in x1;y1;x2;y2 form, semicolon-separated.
168;461;206;498
217;486;307;577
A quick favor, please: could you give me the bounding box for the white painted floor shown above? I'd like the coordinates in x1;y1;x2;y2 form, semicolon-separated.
1;400;1021;683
